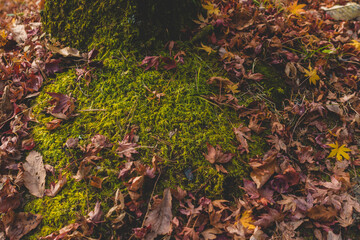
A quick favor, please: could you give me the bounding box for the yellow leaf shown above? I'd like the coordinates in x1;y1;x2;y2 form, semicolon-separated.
328;141;351;161
349;40;360;51
0;30;7;47
240;210;256;230
202;1;220;15
199;43;215;55
226;83;240;94
304;65;320;85
287;1;306;17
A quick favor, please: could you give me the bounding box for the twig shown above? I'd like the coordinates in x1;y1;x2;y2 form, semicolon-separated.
78;109;107;112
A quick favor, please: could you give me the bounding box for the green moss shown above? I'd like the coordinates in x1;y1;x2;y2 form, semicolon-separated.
25;45;267;238
253;60;290;107
41;0;202;50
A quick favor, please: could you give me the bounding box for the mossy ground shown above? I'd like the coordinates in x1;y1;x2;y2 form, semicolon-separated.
24;45;269;238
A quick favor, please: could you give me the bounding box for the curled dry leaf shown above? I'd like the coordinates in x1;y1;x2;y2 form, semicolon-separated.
45;118;62;130
144;188;173;239
23;151;46;198
46;92;76;120
201;228;222;240
45;173;67;197
233;124;252;153
203;143;234;164
249;150;277;188
46;43;81;58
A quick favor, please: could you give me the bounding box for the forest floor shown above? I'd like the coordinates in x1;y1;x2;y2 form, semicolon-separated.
1;0;360;239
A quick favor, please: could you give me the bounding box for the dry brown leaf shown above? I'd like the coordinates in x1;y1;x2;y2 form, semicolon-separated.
201;228;222;240
46;43;81;58
144;188;173;239
90;176;103;189
73;160;91;181
233;124;252;153
306;205;337;222
249;150;277;188
23;151;46;198
44;173;67;197
3;211;42;240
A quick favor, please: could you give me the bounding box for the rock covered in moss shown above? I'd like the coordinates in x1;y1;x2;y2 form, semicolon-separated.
41;0;202;50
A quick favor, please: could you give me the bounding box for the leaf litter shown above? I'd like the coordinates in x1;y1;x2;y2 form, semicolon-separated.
2;0;360;239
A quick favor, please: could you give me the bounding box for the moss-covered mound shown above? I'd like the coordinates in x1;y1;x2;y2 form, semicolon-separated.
24;45;266;238
41;0;202;50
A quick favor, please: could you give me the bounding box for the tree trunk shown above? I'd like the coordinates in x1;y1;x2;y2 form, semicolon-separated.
41;0;202;50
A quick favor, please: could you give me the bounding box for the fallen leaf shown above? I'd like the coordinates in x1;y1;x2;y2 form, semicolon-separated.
23;151;46;198
45;118;62;130
233;124;252;153
306;205;337;222
90;176;103;189
144;188;172;239
328;141;351;161
203;143;234;164
286;1;306;17
199;43;215;55
44;173;67;197
3;211;42;240
304;65;320;85
47;92;76;119
201;228;222;240
249;150;277;188
240;210;256;230
87;201;103;224
46;44;81;58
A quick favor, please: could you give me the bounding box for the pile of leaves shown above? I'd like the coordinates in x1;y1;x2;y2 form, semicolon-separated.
2;0;360;239
187;0;360;238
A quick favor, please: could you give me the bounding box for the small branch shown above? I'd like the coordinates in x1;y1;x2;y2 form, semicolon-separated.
78;109;107;112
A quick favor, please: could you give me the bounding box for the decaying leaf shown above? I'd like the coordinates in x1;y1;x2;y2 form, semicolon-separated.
144;188;173;239
45;173;67;197
306;205;337;222
23;151;46;198
201;228;222;240
47;92;76;119
3;211;42;240
46;43;81;58
321;3;360;21
203;143;234;164
249;150;277;188
233;124;252;153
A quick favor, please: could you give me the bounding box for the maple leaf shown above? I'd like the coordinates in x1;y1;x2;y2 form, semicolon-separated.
46;92;76;119
0;30;8;47
202;1;220;16
203;143;234;164
304;65;320;85
240;210;256;230
233;124;252;153
286;1;306;17
199;43;215;55
349;40;360;51
328;142;351;161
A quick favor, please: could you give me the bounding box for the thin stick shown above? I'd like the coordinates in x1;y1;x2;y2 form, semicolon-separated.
78;109;107;112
